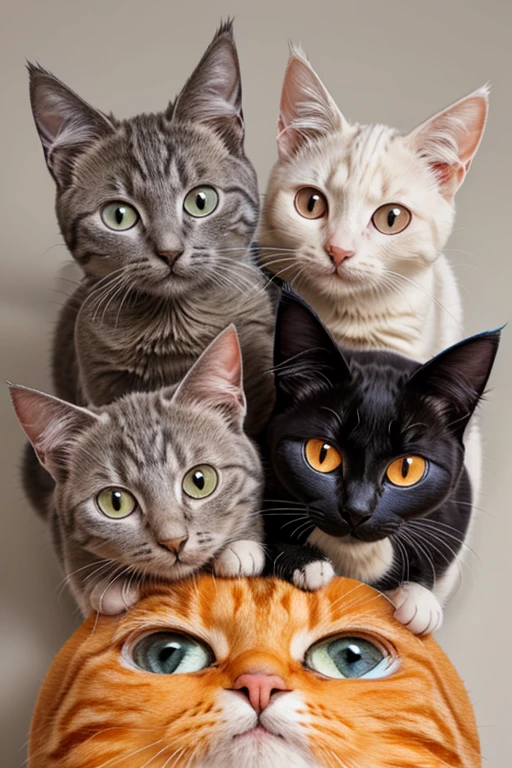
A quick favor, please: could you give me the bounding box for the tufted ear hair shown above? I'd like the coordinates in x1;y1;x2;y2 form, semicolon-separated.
171;325;246;428
273;287;351;406
169;20;245;153
406;328;501;437
277;46;345;160
8;383;100;481
28;62;114;188
406;86;489;200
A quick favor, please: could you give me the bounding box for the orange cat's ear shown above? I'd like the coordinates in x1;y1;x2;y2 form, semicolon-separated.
277;47;345;160
171;325;246;427
406;86;489;200
8;384;99;480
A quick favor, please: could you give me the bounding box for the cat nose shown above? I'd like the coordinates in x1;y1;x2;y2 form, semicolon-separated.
156;249;183;266
232;673;288;713
160;536;188;554
327;245;355;267
344;508;371;529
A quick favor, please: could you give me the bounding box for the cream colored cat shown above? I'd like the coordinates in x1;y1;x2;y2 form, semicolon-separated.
260;47;488;363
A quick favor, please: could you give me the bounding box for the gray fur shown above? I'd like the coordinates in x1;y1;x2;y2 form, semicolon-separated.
28;21;275;435
11;330;265;616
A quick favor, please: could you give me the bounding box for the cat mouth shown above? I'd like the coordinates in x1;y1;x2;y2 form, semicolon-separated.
234;724;285;742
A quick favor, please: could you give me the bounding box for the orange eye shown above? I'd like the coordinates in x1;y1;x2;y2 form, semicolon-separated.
386;456;426;487
372;203;411;235
294;187;328;219
305;439;342;473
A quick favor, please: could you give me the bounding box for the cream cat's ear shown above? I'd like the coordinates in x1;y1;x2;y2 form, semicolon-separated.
406;86;489;200
277;47;345;159
170;326;246;426
8;384;99;480
28;63;114;186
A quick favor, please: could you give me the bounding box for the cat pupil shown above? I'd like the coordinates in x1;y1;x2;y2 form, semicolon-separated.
115;207;124;225
401;458;412;478
196;193;206;210
308;195;318;212
193;471;205;490
112;491;122;511
319;444;329;463
345;644;362;665
387;208;399;227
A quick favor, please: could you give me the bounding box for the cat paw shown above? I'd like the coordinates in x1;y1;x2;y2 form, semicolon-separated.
292;560;335;591
387;582;444;635
89;578;140;615
213;540;265;578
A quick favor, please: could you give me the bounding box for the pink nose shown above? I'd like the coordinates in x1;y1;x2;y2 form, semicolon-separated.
232;673;288;712
327;245;355;267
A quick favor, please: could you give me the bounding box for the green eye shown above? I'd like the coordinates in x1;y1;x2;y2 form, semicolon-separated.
96;487;137;519
131;632;213;674
182;465;218;499
305;635;395;680
101;201;139;231
183;186;219;218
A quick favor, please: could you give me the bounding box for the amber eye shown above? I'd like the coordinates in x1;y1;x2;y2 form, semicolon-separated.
305;438;342;473
372;203;411;235
294;187;328;219
386;456;426;487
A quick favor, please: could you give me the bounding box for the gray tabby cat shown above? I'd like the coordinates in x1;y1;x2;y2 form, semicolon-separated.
28;21;274;435
10;327;265;616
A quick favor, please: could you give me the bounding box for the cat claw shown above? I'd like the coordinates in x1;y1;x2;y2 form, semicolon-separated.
387;582;444;636
213;540;266;578
292;560;335;591
89;578;140;615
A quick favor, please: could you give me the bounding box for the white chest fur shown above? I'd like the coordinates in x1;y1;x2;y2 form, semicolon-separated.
307;528;395;584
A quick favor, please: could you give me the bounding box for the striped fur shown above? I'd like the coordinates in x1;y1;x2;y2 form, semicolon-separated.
28;21;275;436
29;576;481;767
11;329;264;616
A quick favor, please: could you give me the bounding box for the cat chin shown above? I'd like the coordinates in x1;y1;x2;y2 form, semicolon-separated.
194;739;321;768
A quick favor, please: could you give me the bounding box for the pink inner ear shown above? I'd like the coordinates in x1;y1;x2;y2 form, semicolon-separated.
430;162;453;186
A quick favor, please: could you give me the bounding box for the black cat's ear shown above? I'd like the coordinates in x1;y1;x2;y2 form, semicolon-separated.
8;383;100;480
274;287;351;403
406;329;502;434
28;63;114;188
168;20;244;153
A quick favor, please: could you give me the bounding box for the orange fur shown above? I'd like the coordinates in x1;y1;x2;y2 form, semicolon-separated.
29;577;480;767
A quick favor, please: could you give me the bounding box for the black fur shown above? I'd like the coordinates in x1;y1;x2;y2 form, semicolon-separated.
264;288;501;591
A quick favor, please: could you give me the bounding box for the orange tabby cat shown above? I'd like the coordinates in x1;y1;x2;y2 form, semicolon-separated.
29;577;480;768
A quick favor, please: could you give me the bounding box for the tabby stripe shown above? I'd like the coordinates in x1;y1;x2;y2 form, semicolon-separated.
70;210;96;251
223;185;258;208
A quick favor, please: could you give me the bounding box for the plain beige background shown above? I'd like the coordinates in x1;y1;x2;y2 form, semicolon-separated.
1;0;510;764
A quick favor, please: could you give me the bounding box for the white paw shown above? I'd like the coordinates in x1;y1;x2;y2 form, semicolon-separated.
293;560;335;591
387;582;444;636
89;577;140;615
213;540;265;577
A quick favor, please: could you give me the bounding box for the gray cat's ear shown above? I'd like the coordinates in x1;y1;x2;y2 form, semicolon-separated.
169;21;244;153
406;85;489;201
170;325;246;427
8;384;99;480
28;63;114;187
277;47;345;160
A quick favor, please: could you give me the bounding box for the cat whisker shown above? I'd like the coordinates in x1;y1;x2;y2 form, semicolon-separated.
384;269;463;329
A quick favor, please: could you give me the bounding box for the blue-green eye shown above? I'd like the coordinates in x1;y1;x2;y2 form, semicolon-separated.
305;635;395;680
101;201;139;231
183;186;219;218
131;632;213;674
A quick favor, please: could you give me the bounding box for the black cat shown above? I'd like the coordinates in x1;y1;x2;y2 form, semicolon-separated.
264;289;500;634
